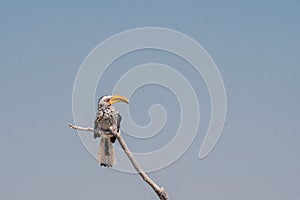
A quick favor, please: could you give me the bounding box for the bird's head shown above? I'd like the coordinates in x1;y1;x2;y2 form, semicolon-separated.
98;94;129;107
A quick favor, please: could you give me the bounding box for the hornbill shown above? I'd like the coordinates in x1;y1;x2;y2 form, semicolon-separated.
94;95;129;167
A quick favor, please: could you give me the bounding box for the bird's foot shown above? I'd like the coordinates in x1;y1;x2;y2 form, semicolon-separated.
100;163;111;167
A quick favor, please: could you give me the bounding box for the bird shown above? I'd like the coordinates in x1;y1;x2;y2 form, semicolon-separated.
94;94;129;167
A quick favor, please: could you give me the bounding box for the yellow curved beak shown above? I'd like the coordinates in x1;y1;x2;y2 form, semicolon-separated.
109;95;129;105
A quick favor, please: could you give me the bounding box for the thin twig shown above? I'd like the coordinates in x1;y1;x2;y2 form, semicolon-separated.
68;123;94;132
68;123;169;200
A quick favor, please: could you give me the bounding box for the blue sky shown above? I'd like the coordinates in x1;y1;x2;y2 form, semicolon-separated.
0;1;299;199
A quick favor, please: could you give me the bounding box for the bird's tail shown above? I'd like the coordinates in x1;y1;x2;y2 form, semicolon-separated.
98;136;116;167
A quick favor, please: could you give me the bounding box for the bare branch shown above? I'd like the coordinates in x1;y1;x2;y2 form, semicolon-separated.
114;130;168;200
68;123;94;132
68;123;169;200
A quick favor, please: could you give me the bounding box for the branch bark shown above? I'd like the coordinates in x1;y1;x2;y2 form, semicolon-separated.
68;123;169;200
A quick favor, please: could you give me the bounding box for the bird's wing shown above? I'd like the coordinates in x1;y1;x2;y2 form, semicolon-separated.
93;111;103;139
109;112;121;143
116;113;122;132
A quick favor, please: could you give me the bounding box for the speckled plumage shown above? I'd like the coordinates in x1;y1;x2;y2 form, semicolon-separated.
94;96;122;167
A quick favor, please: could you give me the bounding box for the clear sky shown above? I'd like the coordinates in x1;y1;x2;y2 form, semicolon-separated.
0;1;299;199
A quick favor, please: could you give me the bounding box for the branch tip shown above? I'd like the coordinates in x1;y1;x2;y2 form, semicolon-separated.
68;123;168;200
